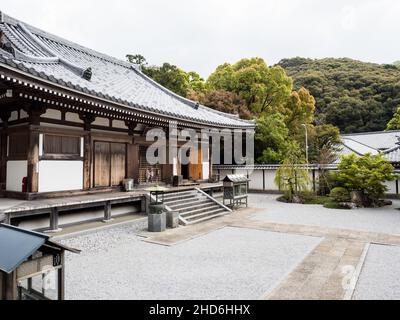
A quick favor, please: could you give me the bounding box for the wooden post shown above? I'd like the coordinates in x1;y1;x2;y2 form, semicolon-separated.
26;102;46;193
49;207;61;232
59;253;65;300
103;201;113;222
0;111;10;192
27;127;40;193
80;113;96;190
209;138;213;182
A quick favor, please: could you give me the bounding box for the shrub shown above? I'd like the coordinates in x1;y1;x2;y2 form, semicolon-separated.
323;201;351;210
333;153;399;205
329;187;350;202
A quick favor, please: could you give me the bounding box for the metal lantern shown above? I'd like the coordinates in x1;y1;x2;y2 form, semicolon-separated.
223;175;249;208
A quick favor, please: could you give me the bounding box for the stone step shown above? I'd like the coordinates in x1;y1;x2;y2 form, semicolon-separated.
168;199;211;210
163;195;202;206
163;190;194;198
185;210;227;225
163;193;197;202
180;204;221;217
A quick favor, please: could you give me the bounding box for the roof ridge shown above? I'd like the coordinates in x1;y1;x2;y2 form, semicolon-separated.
342;137;379;151
132;66;254;125
1;11;132;70
342;129;400;136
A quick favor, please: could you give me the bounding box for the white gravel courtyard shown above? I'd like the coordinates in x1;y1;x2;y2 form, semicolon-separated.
354;244;400;300
250;194;400;235
61;224;321;300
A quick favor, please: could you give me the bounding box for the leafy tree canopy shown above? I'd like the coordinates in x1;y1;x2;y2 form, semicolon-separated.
255;113;292;164
333;153;398;202
386;105;400;130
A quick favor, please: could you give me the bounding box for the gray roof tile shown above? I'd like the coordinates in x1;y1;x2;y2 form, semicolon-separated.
0;12;254;128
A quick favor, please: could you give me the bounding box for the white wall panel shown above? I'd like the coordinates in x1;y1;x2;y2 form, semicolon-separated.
38;161;83;192
6;161;27;192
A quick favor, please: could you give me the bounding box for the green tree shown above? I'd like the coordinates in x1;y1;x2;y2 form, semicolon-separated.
285;87;316;138
190;90;252;120
207;58;293;114
275;142;311;201
386;106;400;130
309;124;341;163
143;63;190;97
255;113;291;164
333;153;398;205
126;54;147;67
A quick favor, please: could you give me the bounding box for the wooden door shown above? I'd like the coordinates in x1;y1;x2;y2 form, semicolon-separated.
189;148;202;181
110;143;126;186
94;142;111;187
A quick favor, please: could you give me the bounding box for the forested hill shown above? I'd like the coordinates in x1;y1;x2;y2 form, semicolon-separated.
278;57;400;133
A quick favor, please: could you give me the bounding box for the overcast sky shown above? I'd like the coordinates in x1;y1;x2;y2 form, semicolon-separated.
2;0;400;77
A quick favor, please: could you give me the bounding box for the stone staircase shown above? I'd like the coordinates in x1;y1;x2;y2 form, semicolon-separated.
162;188;232;226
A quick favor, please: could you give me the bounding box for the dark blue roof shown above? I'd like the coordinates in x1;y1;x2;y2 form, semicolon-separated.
0;224;48;274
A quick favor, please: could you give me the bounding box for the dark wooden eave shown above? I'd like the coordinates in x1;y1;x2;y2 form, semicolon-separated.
0;64;254;131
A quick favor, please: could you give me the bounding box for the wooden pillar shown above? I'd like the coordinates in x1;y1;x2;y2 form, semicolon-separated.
209;139;213;182
0;111;10;192
27;127;40;193
26;103;46;193
263;169;266;191
80;113;96;190
59;252;65;300
312;169;316;193
103;201;113;222
49;207;61;232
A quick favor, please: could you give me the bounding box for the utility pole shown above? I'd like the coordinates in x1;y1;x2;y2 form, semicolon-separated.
302;124;309;166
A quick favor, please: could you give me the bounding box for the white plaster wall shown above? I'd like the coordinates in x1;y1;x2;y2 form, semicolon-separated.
93;117;110;127
202;162;210;180
20;110;29;119
43;109;62;120
173;157;178;176
6;161;28;192
385;180;397;194
66;112;83;123
38;161;83;193
113;120;128;129
9;111;18;122
249;170;264;190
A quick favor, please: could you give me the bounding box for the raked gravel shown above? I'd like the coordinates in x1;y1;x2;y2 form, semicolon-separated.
353;244;400;300
250;194;400;235
61;225;321;300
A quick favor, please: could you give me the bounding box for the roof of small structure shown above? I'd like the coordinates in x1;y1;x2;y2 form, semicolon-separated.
0;12;254;129
0;223;79;274
223;174;249;183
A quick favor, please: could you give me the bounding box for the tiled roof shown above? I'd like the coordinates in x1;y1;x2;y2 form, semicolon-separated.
342;130;400;151
339;131;400;163
0;12;254;129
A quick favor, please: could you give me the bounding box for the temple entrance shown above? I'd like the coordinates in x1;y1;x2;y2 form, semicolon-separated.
181;164;189;179
94;141;126;187
138;146;162;184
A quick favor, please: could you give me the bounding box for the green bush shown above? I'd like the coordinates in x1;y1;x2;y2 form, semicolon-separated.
329;187;350;202
323;201;351;210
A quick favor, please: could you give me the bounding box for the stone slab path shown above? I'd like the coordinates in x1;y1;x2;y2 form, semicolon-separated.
139;208;400;300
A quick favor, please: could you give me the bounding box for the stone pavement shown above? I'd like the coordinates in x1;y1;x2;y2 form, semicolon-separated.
138;207;400;300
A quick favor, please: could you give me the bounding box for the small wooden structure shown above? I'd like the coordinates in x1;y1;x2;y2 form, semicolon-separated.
0;224;79;300
223;175;249;208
